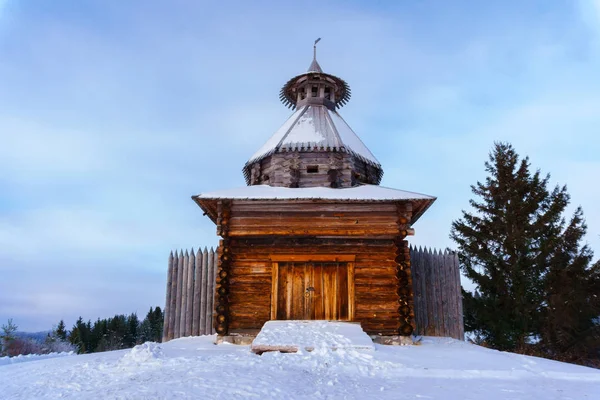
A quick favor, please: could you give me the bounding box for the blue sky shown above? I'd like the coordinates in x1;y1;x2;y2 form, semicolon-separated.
1;0;599;331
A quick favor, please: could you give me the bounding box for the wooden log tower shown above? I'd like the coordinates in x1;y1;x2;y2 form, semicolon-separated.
162;41;463;343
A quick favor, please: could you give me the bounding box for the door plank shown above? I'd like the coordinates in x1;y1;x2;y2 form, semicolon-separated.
304;263;311;320
323;265;334;320
276;263;287;320
291;263;305;319
313;263;324;319
338;263;349;320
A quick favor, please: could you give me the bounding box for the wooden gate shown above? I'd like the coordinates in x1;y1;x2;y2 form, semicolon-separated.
270;255;355;321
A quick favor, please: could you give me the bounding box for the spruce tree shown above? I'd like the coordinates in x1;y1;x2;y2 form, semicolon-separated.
541;210;600;361
55;320;68;341
125;313;139;347
68;318;84;353
152;307;163;342
450;142;593;351
138;318;152;344
1;319;18;356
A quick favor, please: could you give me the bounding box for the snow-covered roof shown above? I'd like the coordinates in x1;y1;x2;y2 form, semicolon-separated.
194;184;434;201
246;105;381;167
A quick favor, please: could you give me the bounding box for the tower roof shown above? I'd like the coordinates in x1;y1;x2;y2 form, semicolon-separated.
307;57;323;73
243;43;383;187
246;105;380;167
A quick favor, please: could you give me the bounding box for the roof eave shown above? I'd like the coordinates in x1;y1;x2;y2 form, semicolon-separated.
409;197;437;225
192;196;218;224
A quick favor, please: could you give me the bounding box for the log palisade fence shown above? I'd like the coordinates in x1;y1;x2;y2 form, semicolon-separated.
162;248;218;342
410;247;464;340
163;246;463;341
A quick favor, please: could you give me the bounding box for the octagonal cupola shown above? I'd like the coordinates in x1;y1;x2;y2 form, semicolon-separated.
279;41;351;112
243;40;383;188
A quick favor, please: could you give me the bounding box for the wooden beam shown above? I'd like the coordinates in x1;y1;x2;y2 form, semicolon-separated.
270;254;356;262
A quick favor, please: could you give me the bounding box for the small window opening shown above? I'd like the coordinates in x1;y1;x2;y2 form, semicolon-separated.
324;87;331;100
311;86;318;97
307;165;319;173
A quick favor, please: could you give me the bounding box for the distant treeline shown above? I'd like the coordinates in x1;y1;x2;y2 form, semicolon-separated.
67;307;164;354
1;307;164;357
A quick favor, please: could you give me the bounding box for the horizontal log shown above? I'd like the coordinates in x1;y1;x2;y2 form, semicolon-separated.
231;202;398;213
229;218;398;226
229;261;270;269
228;295;271;304
229;320;270;330
355;310;399;319
354;284;397;293
230;238;396;248
359;321;401;330
229;311;270;319
354;276;398;286
270;254;355;262
229;228;400;237
227;284;271;294
230;211;399;220
229;276;272;284
354;266;397;275
229;256;397;265
355;297;399;305
230;243;396;251
229;221;399;230
229;215;398;224
230;248;396;258
353;301;398;311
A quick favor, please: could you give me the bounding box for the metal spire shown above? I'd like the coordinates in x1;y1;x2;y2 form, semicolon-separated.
313;38;321;60
308;38;323;73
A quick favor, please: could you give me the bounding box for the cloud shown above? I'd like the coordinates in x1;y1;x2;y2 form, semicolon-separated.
580;0;600;38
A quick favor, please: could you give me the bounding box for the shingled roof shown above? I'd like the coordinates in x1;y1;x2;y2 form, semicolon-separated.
246;104;381;168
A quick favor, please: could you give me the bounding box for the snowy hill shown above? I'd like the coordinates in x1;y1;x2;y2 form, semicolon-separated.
0;336;598;399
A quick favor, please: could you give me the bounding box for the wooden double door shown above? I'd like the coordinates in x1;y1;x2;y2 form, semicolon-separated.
273;261;353;321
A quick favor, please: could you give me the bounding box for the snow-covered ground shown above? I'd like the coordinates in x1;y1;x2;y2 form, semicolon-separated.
0;351;74;366
1;336;598;399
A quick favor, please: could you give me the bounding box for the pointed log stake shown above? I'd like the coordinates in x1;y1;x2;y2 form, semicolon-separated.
185;249;195;336
454;253;464;339
192;248;202;336
162;252;174;342
180;250;189;337
199;248;209;335
168;252;178;341
207;248;216;335
173;251;183;339
213;248;219;334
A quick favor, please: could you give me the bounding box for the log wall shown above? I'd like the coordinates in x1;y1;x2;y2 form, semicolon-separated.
162;248;218;342
226;237;400;335
248;151;381;187
228;201;400;237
